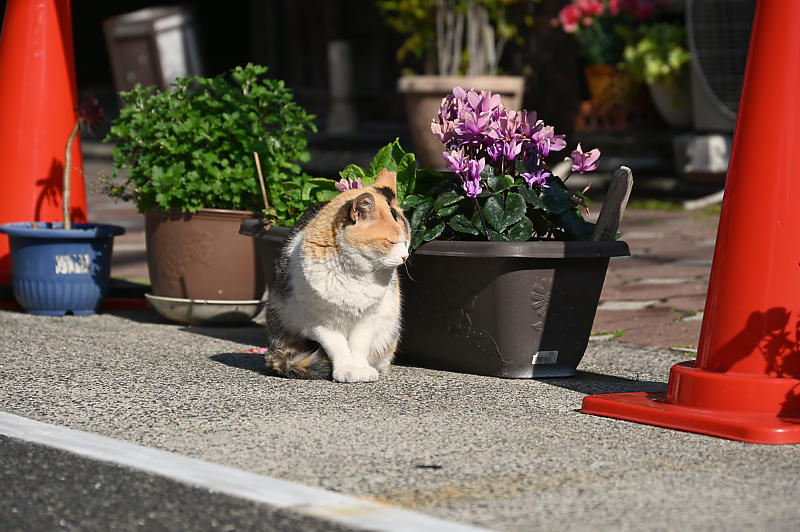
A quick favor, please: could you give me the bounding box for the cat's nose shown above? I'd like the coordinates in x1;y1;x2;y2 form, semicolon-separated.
401;254;408;262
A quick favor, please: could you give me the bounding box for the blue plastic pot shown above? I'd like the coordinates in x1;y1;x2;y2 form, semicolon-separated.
0;222;125;315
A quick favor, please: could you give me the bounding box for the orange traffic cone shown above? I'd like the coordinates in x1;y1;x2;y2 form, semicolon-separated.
582;0;800;444
0;0;87;285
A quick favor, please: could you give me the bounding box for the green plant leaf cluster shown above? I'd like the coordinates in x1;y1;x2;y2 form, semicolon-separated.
401;170;594;252
376;0;528;75
102;63;322;223
620;22;691;84
338;138;418;202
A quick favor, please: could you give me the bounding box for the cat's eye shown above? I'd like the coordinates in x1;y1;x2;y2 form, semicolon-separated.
390;207;399;221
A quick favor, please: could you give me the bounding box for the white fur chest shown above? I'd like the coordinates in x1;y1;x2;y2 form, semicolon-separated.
283;234;398;330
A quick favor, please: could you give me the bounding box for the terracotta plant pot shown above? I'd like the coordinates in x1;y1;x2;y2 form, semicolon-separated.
146;208;264;301
397;75;525;170
238;220;290;295
583;65;642;109
398;238;629;378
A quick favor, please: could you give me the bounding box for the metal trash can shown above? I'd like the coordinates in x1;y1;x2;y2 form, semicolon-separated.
103;6;204;93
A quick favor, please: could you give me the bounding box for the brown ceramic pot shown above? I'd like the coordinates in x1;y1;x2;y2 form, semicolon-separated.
397;75;525;170
145;208;264;300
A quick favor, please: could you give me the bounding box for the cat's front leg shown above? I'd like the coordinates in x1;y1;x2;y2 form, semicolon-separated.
311;326;378;383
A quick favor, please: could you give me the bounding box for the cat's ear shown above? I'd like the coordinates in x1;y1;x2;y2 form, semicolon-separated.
350;192;376;223
373;168;397;191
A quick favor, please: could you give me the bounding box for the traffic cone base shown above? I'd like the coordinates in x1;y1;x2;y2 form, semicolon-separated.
582;361;800;445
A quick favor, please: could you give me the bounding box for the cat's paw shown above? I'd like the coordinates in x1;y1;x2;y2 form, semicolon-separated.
333;364;379;383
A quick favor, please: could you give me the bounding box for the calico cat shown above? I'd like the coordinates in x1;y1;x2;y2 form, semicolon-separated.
264;169;411;382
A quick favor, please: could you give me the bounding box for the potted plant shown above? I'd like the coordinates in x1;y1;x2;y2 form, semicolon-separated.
244;88;631;378
552;0;660;108
391;86;630;378
0;94;125;316
619;21;692;127
102;63;323;324
377;0;529;169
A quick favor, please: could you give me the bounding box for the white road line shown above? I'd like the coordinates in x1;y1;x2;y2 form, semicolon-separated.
0;412;488;532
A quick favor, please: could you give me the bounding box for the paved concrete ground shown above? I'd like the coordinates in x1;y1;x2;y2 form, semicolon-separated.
2;309;800;531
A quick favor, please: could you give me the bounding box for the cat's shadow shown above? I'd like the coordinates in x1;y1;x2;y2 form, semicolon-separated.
210;352;277;377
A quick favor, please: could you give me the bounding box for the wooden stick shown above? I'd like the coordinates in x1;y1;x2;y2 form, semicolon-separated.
62;120;80;230
253;152;269;211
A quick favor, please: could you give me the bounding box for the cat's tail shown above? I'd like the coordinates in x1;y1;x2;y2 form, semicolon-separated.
265;341;332;380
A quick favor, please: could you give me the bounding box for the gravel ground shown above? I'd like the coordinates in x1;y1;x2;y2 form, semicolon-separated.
1;309;800;530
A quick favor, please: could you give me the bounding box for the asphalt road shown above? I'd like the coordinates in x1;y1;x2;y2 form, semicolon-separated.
1;309;800;530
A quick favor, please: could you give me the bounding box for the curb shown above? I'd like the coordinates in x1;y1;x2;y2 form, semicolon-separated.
0;412;488;532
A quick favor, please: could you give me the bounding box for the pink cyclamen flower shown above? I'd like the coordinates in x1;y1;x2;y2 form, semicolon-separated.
443;149;469;174
570;143;601;174
466;157;486;182
335;178;363;192
462;178;483;198
521;169;551;188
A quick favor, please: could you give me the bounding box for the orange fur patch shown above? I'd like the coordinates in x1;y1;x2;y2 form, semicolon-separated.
302;170;408;260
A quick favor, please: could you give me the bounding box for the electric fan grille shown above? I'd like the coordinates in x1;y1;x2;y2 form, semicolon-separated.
687;0;756;116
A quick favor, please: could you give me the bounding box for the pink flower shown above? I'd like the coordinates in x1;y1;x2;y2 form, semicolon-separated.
335;178;363;192
570;143;601;174
577;0;604;16
557;4;582;33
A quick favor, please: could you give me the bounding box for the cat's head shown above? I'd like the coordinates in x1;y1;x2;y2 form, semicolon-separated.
338;169;410;269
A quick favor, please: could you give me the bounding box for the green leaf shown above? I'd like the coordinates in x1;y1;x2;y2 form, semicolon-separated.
558;209;595;240
487;174;514;193
433;189;463;211
339;164;366;181
315;189;338;202
541;184;572;214
507;216;534;241
487;230;511;242
367;142;397;176
520;186;548;210
449;214;479;235
423;221;446;241
482;196;505;232
396;152;416;201
409;197;433;232
503;193;526;228
400;194;425;210
410;228;426;251
436;204;459;217
479;164;495;181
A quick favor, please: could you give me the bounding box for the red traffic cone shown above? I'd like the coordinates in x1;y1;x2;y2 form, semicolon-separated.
582;0;800;444
0;0;88;285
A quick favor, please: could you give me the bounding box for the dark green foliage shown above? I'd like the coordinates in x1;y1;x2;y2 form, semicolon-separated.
103;64;327;225
403;172;595;252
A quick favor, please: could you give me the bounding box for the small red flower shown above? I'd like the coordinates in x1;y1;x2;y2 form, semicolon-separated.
76;93;105;135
